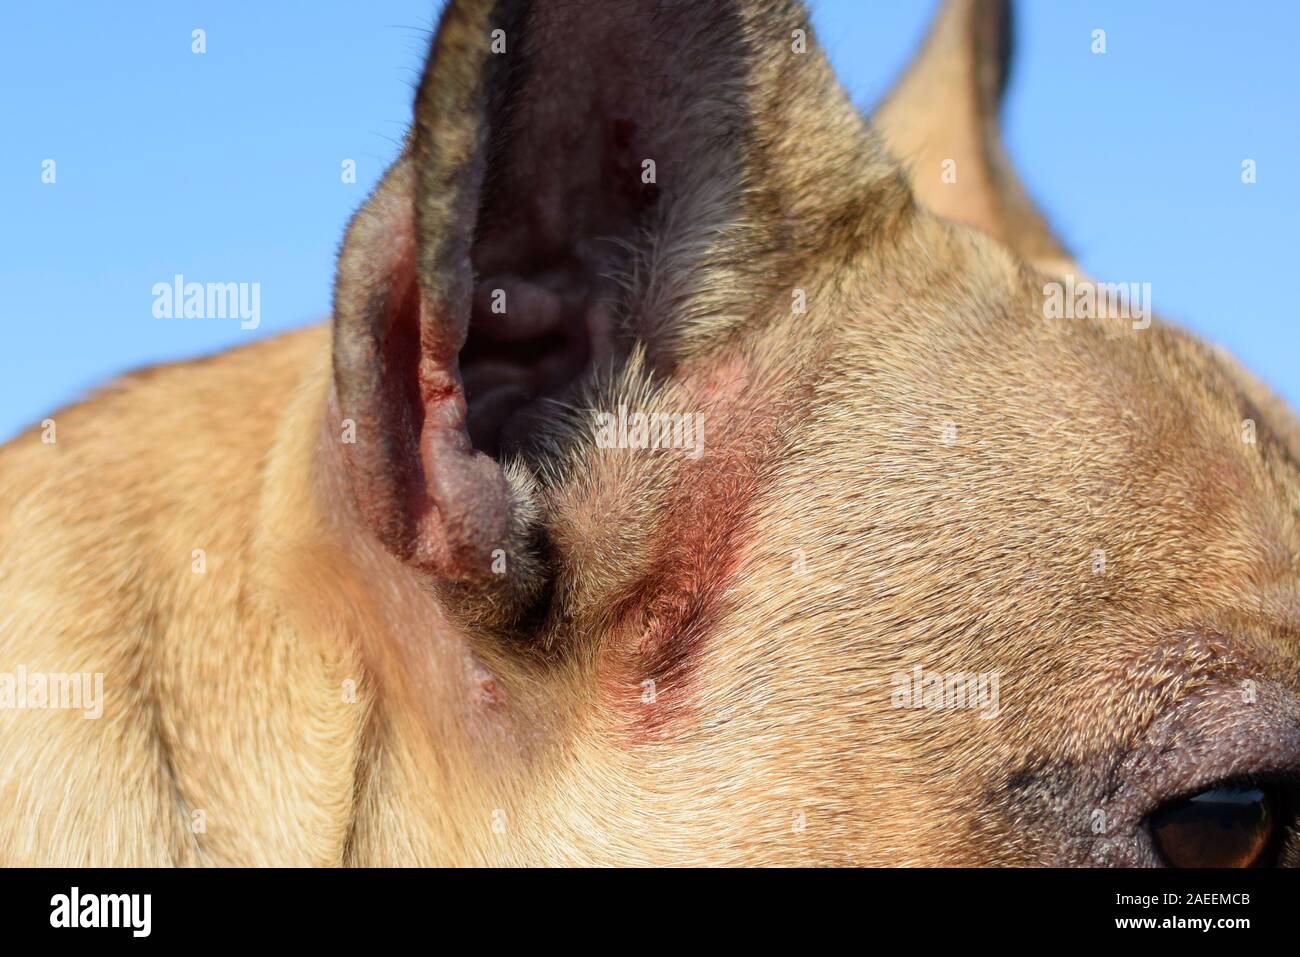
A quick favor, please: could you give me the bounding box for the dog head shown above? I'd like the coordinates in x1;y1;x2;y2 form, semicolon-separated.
327;0;1300;864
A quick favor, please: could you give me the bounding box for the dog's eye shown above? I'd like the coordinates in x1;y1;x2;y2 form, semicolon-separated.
1147;784;1277;867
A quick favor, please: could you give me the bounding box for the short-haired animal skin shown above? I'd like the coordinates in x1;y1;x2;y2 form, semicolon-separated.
1;0;1297;867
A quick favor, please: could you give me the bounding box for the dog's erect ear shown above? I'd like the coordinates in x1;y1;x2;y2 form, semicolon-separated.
330;0;890;616
874;0;1073;273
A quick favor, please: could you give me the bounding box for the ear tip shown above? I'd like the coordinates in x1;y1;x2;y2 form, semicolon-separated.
989;0;1016;97
955;0;1016;100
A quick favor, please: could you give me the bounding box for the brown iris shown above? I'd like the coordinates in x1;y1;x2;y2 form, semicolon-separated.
1148;785;1276;868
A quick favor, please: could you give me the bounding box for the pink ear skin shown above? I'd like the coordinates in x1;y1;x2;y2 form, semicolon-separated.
414;378;514;579
332;157;528;590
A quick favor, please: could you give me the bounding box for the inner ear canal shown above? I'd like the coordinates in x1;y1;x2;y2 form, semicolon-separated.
460;110;655;455
463;246;615;458
455;5;674;459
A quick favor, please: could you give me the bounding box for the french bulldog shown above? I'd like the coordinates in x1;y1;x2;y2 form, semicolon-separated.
1;0;1296;866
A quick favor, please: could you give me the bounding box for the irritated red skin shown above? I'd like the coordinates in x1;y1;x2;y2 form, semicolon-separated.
598;361;798;743
336;194;513;583
409;293;514;579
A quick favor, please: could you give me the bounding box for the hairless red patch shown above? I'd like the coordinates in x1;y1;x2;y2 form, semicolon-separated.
599;361;797;742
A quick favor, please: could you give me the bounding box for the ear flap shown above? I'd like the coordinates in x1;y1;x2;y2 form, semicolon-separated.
874;0;1074;273
330;0;540;618
332;150;531;593
331;0;892;621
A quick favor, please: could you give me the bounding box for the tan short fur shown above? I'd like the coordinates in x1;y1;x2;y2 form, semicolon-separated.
1;0;1296;865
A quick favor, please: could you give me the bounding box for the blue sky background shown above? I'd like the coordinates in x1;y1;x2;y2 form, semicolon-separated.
2;1;1296;441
